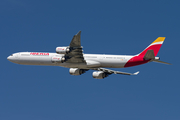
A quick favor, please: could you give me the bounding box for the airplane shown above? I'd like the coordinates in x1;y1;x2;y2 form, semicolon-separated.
7;31;171;79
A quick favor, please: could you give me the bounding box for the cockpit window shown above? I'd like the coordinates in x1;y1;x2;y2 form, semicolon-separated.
11;54;13;56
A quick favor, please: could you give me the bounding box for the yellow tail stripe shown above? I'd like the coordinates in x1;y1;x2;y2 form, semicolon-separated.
151;37;165;44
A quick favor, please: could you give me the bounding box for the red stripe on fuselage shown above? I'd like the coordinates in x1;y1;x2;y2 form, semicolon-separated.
124;44;162;67
124;56;150;67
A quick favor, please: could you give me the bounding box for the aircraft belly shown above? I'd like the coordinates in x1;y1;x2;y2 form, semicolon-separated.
60;61;100;69
59;63;87;68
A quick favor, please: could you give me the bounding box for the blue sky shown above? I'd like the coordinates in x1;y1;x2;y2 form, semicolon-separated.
1;0;180;120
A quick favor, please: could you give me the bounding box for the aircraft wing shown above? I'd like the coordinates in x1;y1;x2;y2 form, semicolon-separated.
69;31;81;47
93;68;139;75
65;31;86;63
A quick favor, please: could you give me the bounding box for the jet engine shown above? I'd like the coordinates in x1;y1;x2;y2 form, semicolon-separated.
69;68;86;75
56;47;70;54
52;56;65;63
92;71;109;79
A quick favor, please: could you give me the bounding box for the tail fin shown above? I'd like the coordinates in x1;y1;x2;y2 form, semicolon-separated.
138;37;165;57
124;37;170;67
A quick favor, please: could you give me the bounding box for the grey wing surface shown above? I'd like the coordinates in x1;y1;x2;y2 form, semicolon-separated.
65;31;86;63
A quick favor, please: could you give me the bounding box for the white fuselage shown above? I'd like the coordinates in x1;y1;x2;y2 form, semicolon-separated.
7;52;133;69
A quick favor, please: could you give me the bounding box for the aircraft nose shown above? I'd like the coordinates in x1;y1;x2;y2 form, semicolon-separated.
7;55;14;61
7;56;11;61
7;54;19;63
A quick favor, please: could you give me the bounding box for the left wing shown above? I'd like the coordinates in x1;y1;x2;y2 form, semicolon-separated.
65;31;86;63
93;68;139;75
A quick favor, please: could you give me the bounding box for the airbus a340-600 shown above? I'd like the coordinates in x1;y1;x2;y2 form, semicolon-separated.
7;31;171;79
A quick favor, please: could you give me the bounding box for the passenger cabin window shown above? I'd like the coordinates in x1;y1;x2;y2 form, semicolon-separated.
106;57;113;59
21;54;30;56
117;57;124;59
86;56;97;58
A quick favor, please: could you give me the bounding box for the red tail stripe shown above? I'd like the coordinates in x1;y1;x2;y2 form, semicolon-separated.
124;44;162;68
139;44;162;57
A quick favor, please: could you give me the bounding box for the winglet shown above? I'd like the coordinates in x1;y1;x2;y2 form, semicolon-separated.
70;31;82;47
76;31;81;36
133;71;140;75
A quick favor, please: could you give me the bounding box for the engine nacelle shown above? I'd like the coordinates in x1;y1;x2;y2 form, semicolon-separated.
52;56;65;63
92;71;108;79
69;68;86;75
56;47;70;54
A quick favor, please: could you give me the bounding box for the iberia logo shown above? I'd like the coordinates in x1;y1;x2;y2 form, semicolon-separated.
57;48;64;50
30;52;49;56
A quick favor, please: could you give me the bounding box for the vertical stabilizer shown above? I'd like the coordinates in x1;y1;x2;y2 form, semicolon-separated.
124;37;166;67
138;37;165;57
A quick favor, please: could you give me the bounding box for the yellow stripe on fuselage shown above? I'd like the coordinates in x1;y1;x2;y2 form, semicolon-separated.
151;37;165;44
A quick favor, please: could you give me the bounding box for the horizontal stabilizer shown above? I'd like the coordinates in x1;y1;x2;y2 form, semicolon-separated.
143;50;155;60
153;60;172;65
143;50;171;65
